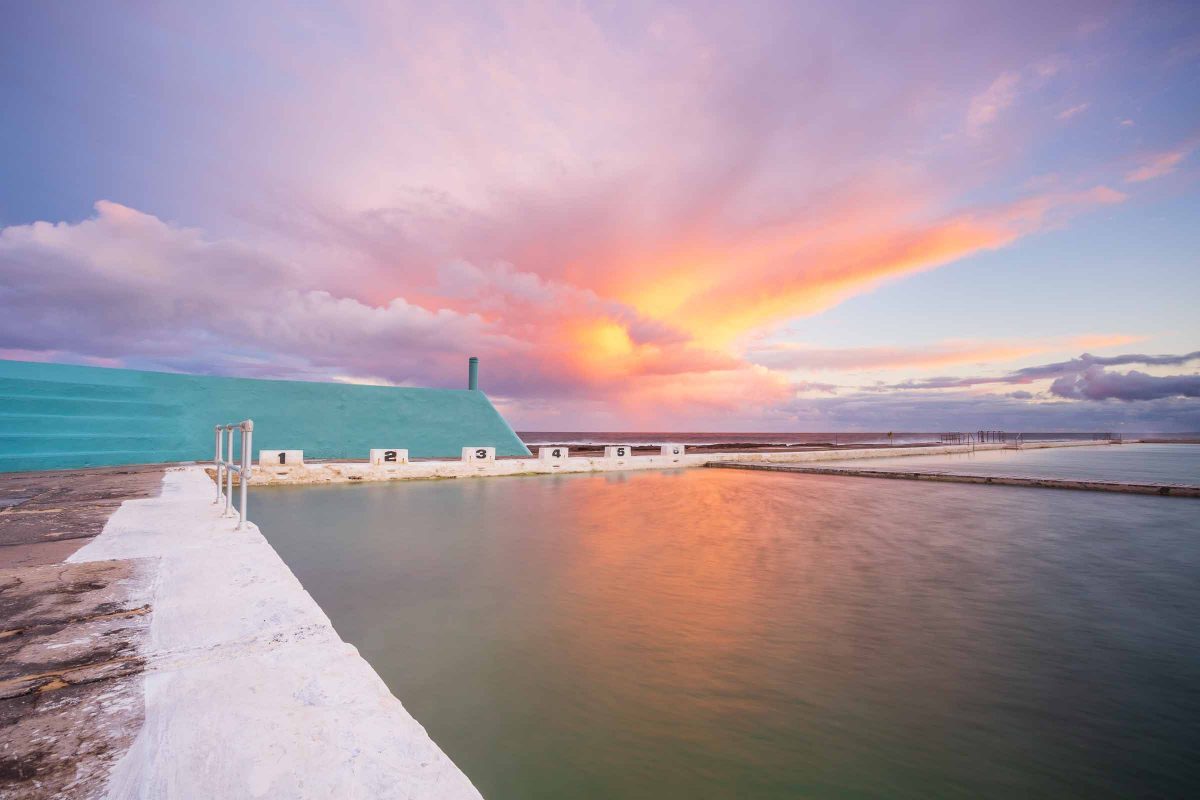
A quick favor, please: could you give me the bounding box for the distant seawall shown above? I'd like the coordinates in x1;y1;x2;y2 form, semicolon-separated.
0;359;530;472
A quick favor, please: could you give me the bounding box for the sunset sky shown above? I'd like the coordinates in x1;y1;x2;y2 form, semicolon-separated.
2;1;1198;430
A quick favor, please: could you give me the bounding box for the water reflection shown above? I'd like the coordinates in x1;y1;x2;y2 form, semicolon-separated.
254;468;1200;799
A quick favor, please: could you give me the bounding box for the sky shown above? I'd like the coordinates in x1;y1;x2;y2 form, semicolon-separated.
1;0;1198;432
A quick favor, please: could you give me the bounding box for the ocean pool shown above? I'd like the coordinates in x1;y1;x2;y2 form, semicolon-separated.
817;442;1200;485
254;466;1200;798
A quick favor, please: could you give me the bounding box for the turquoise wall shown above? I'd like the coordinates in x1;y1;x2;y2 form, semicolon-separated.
0;359;530;473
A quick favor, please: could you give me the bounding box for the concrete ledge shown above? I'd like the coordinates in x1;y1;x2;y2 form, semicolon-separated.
67;467;482;799
248;440;1113;486
706;461;1200;497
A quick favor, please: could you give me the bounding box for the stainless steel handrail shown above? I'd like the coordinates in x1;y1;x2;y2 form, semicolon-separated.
213;420;254;529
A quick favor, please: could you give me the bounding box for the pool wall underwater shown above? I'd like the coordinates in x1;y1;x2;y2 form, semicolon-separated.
0;359;530;472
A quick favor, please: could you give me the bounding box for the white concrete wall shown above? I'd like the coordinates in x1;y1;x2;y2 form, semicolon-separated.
250;440;1111;486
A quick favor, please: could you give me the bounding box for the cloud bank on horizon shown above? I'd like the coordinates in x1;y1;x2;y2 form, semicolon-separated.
1;0;1198;430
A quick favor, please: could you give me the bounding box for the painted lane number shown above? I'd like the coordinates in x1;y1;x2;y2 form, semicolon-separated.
463;447;496;463
260;450;304;467
370;449;408;465
538;447;568;462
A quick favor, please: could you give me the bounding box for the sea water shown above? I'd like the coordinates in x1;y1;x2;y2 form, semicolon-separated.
254;465;1200;798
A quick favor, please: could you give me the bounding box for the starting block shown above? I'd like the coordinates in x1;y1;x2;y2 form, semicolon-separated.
539;447;569;463
463;447;496;463
260;450;303;467
661;444;685;461
370;448;409;465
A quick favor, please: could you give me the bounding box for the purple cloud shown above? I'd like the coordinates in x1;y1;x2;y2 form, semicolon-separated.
892;351;1200;393
1050;366;1200;401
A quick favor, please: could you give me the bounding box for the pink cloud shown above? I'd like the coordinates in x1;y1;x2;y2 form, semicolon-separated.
1125;146;1193;182
967;72;1022;135
1057;102;1090;120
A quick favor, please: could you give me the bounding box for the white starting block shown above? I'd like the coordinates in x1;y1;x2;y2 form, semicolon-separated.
604;445;634;459
538;446;569;463
661;444;685;461
260;449;303;467
462;446;496;463
370;448;409;466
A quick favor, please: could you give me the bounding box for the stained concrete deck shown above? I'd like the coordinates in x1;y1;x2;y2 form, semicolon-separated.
0;466;165;569
0;467;162;798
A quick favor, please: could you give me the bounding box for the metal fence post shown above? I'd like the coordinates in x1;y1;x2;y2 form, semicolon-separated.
214;425;223;504
224;426;235;517
238;421;253;530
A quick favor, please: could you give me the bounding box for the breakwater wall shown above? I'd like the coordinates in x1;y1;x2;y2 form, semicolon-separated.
707;461;1200;498
0;359;529;473
249;440;1108;486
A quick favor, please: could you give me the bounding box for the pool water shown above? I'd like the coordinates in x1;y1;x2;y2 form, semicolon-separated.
818;442;1200;485
253;466;1200;798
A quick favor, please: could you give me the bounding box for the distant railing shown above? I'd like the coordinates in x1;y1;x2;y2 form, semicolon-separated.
214;420;254;529
940;431;1124;446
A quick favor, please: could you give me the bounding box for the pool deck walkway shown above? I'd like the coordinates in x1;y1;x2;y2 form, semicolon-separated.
0;465;481;799
706;461;1200;497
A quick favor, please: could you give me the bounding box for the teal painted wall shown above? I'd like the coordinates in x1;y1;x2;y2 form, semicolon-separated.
0;359;530;473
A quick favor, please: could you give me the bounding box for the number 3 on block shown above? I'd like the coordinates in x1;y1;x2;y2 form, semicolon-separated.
462;447;496;463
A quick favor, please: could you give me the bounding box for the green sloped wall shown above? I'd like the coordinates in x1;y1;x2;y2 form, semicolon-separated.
0;359;529;473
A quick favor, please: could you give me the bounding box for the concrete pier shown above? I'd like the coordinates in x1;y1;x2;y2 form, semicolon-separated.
705;461;1200;497
0;466;481;799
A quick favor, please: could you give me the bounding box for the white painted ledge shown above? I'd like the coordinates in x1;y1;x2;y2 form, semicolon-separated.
69;466;482;800
250;440;1113;486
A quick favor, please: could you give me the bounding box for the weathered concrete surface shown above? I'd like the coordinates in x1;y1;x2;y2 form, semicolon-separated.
0;466;164;568
248;439;1114;486
68;466;482;799
707;461;1200;497
0;466;162;798
0;559;154;798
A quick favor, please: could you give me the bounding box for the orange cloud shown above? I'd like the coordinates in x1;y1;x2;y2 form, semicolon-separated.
748;334;1145;372
611;185;1126;349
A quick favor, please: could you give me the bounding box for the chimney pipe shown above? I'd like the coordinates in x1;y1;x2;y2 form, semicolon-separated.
468;356;479;390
